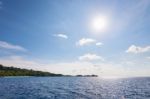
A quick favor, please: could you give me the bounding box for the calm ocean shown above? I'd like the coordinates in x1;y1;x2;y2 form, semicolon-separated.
0;77;150;99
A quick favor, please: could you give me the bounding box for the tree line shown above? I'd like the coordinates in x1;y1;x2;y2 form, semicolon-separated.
0;64;63;77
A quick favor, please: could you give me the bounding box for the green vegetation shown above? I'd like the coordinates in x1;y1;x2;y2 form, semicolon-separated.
0;64;63;77
0;64;98;77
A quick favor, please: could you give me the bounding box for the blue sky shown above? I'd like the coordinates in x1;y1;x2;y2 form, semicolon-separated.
0;0;150;77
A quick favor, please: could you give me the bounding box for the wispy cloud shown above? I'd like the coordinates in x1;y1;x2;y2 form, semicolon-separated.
0;55;150;77
79;53;104;61
0;55;41;70
76;38;96;46
96;42;103;47
126;45;150;54
0;56;98;75
0;41;27;52
54;33;68;39
76;38;103;47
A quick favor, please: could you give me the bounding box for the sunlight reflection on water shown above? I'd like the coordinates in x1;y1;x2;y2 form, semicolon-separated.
0;77;150;99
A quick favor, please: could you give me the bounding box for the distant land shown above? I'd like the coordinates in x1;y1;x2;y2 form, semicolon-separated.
0;64;64;77
0;64;98;77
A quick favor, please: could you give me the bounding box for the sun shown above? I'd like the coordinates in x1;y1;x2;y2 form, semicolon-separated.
90;15;108;33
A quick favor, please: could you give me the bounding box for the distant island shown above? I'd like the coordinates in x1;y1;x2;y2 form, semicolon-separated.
0;64;64;77
76;75;98;77
0;64;98;77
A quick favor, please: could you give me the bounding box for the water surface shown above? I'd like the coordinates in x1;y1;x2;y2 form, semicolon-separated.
0;77;150;99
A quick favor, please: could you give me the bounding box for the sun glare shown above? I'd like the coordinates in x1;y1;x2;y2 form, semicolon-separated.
90;15;108;33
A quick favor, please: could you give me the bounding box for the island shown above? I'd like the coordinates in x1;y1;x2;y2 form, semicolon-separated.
76;75;98;77
0;64;98;77
0;64;63;77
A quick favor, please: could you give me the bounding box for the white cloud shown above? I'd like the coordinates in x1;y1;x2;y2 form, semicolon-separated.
1;55;150;77
0;56;44;71
79;53;104;61
54;33;68;39
76;38;96;46
0;41;27;52
76;38;103;47
96;42;103;46
0;56;97;75
126;45;150;54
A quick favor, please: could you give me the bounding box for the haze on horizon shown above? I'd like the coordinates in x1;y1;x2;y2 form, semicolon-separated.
0;0;150;78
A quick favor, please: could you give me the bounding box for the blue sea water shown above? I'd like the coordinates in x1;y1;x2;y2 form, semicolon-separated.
0;77;150;99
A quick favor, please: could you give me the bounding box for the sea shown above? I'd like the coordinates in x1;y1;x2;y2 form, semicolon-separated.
0;77;150;99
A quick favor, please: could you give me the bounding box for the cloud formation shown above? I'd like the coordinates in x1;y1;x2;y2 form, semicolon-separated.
96;42;103;46
76;38;103;47
126;45;150;54
79;53;104;61
0;41;27;52
54;33;68;39
0;55;150;77
0;55;97;75
76;38;96;46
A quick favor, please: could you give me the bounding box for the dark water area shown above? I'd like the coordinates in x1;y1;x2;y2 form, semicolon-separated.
0;77;150;99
